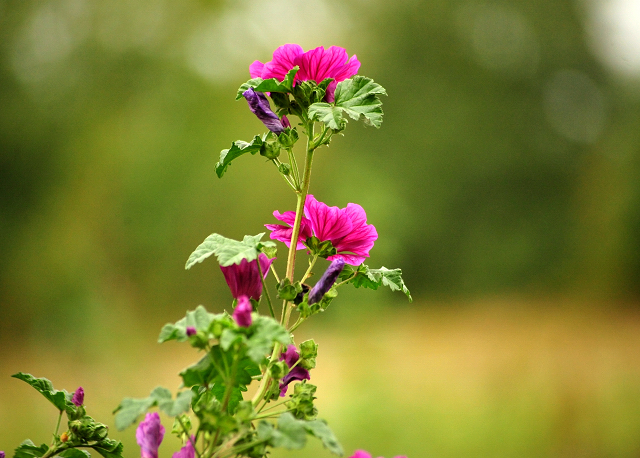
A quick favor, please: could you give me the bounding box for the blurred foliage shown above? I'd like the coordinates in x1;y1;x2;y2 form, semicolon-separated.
2;0;640;454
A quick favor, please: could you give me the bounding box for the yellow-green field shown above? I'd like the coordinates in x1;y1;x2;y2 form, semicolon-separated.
2;299;640;458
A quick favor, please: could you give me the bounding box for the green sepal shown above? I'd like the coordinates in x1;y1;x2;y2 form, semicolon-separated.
12;373;74;414
215;135;265;178
185;233;275;269
277;127;299;149
260;132;281;160
308;76;387;130
171;414;192;440
236;67;299;100
303;236;337;258
13;440;48;458
278;162;291;176
339;264;412;301
291;78;334;108
158;305;220;343
299;340;318;370
91;438;124;458
277;278;303;301
286;383;318;421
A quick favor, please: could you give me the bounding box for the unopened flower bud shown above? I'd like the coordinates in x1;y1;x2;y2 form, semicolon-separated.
186;326;196;337
1;451;5;458
233;295;253;327
72;387;84;406
308;259;345;305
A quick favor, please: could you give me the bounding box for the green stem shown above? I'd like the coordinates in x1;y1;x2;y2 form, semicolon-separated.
258;398;290;414
270;264;281;283
334;273;358;288
287;148;301;189
272;159;297;192
253;410;288;420
53;410;63;438
301;255;318;283
288;316;305;333
178;416;202;458
257;260;276;319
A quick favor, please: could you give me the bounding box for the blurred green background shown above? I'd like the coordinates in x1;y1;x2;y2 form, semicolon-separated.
2;0;640;456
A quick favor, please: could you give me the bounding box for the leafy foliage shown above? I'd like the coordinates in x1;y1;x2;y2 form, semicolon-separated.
236;67;299;100
158;305;222;343
12;373;73;413
258;413;343;455
113;386;192;431
13;441;48;458
308;76;387;130
339;264;412;301
185;233;275;269
215;135;265;178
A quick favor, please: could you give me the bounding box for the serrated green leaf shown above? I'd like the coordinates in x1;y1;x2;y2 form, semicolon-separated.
185;233;274;270
13;440;48;458
158;390;194;417
272;413;307;449
215;135;264;178
180;355;214;388
12;373;73;413
59;449;91;458
158;306;219;342
309;76;387;130
341;264;412;301
246;316;291;363
113;387;171;431
236;67;299;100
303;419;343;456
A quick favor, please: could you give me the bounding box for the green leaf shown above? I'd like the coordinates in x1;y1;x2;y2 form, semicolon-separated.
215;135;264;178
340;264;412;301
91;439;124;458
303;419;344;456
308;76;387;130
113;386;171;431
59;449;91;458
158;305;219;342
158;390;194;417
246;316;291;364
272;413;307;449
236;67;299;100
13;440;48;458
185;233;275;270
11;373;73;413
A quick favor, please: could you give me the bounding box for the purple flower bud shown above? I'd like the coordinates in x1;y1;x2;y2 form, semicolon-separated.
243;88;286;134
72;387;84;406
278;344;310;397
221;253;274;301
1;451;5;458
136;412;165;458
172;437;195;458
308;258;345;305
233;295;253;327
186;326;196;337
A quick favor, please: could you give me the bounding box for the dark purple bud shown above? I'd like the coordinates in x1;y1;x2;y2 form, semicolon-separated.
243;88;286;134
278;344;311;396
186;326;196;337
72;387;84;406
308;258;345;305
1;451;5;458
281;115;291;128
233;295;253;327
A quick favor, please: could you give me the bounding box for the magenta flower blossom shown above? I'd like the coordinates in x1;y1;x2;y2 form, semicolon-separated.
279;344;310;397
265;195;377;265
136;412;165;458
349;451;407;458
172;437;195;458
72;387;84;406
233;295;253;327
220;253;274;301
250;44;360;102
308;258;345;305
243;88;288;134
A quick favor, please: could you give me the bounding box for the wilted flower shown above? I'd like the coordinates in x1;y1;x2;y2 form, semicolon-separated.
266;195;377;265
233;295;253;327
186;326;196;337
279;344;310;397
220;253;274;300
136;412;165;458
243;88;288;134
250;44;360;102
72;387;84;406
308;258;345;305
172;437;195;458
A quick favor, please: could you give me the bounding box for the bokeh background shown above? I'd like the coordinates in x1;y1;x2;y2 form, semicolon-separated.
2;0;640;456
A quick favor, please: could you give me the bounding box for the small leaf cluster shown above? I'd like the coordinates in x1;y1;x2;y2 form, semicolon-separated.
11;373;123;458
339;264;413;301
185;232;275;269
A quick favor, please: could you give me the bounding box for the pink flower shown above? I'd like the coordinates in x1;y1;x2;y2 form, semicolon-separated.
279;345;310;397
233;295;253;327
220;253;274;300
172;437;195;458
72;387;84;406
265;195;377;266
349;451;407;458
136;412;165;458
250;44;360;102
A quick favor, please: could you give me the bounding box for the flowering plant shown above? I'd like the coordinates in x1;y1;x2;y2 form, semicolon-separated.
7;44;409;458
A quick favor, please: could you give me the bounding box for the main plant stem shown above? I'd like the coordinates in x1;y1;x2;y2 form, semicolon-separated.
252;122;315;406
